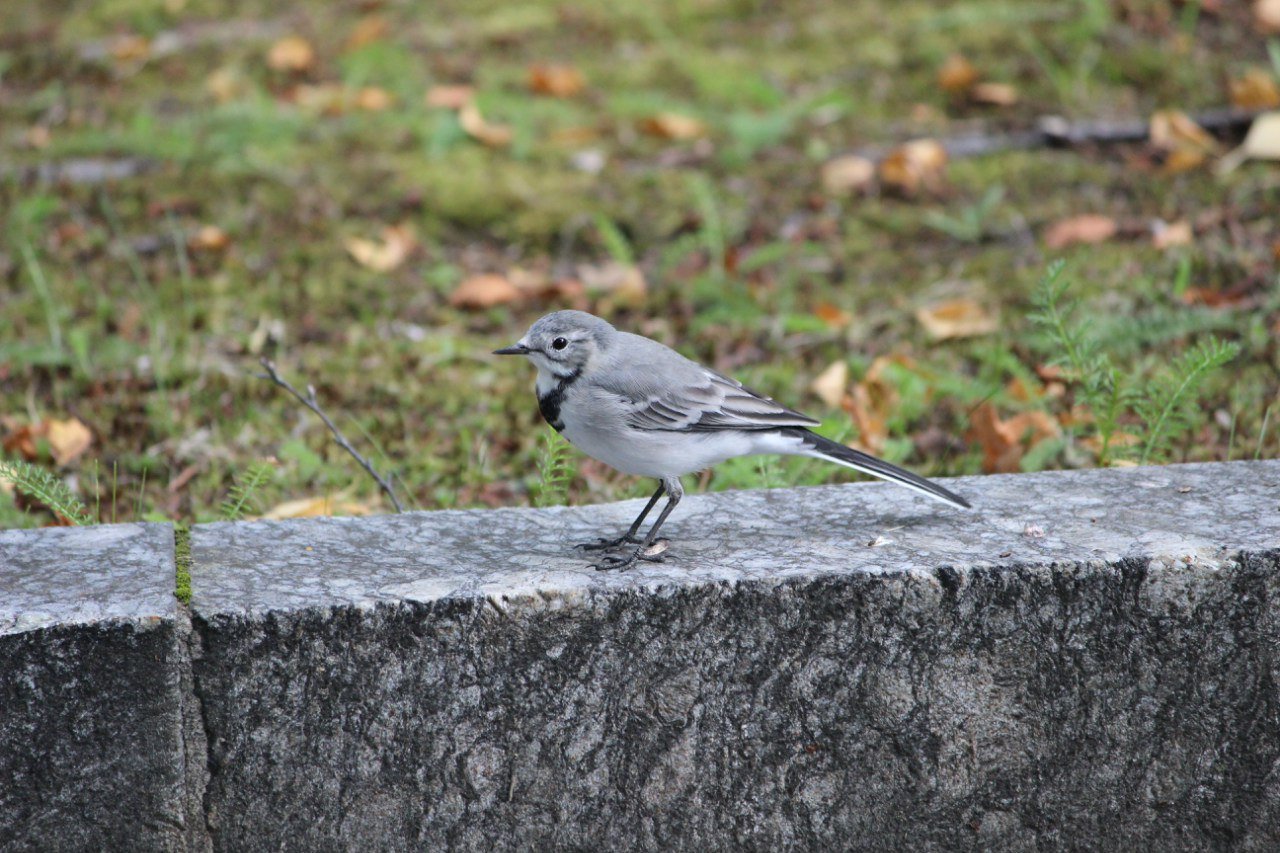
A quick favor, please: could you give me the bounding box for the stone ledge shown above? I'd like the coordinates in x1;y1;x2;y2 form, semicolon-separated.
0;523;198;852
188;461;1280;850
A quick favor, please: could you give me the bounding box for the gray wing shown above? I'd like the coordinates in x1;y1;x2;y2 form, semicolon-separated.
595;339;820;432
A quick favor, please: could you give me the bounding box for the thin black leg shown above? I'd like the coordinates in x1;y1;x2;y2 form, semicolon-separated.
576;482;665;551
592;477;683;571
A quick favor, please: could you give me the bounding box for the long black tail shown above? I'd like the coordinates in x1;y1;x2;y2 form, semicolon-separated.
780;427;971;509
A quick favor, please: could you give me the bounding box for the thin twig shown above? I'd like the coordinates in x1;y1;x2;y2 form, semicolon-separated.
258;358;405;513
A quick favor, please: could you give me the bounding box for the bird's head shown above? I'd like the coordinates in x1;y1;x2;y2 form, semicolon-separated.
494;310;615;378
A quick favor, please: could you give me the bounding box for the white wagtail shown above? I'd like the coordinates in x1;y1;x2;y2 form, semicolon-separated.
496;310;970;569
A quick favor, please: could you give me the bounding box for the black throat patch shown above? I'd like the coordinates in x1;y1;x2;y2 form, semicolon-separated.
537;367;582;432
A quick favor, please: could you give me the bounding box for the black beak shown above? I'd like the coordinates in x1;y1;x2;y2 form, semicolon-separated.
493;344;530;355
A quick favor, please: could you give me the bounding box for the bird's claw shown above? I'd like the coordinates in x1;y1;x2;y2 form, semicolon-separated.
589;540;669;571
575;534;641;552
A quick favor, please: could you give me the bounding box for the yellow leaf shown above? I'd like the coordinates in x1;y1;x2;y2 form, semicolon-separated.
820;155;875;195
1151;219;1193;251
1229;68;1280;110
46;419;92;466
189;225;231;252
449;274;523;310
878;139;947;195
344;225;415;272
809;361;848;409
459;102;513;147
528;63;585;97
1149;110;1218;173
205;66;246;104
261;494;376;520
111;35;151;64
971;82;1019;106
425;85;475;110
1216;112;1280;173
937;54;979;94
354;87;394;112
1043;214;1117;249
267;36;315;73
345;15;389;51
638;113;708;140
915;298;998;341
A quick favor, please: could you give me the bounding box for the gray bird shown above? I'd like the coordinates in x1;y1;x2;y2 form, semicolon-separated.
495;310;969;569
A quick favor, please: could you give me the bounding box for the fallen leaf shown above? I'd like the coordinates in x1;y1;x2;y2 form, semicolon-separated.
344;225;415;272
354;86;394;111
459;102;513;147
1043;214;1117;249
1216;111;1280;173
425;84;475;110
2;423;41;461
1256;0;1280;33
1150;109;1218;173
938;54;979;94
529;63;585;97
1151;219;1193;250
915;298;997;340
820;155;876;194
1179;287;1251;307
292;83;347;114
267;36;316;73
839;355;915;456
971;82;1019;106
577;261;647;307
111;35;151;64
1229;68;1280;110
189;224;231;252
810;361;849;409
205;66;247;103
638;113;708;140
449;274;523;309
345;15;389;51
966;403;1060;473
24;126;51;149
814;303;852;328
261;493;376;520
46;418;92;466
879;139;948;195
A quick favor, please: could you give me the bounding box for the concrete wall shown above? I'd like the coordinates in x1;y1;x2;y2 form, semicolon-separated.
2;461;1279;851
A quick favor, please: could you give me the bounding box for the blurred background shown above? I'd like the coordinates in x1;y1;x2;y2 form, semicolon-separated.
1;0;1278;527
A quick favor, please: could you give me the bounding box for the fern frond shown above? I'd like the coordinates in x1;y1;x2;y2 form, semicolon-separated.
533;431;573;508
1136;337;1240;464
220;460;275;521
0;459;94;525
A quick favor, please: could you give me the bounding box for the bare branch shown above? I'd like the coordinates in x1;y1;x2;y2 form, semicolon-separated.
257;358;405;513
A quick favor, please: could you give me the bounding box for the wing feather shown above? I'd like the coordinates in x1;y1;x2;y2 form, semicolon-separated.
612;367;820;432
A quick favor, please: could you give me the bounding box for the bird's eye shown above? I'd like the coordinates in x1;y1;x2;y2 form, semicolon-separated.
552;337;568;351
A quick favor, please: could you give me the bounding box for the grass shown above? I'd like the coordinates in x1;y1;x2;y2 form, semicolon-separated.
0;0;1277;528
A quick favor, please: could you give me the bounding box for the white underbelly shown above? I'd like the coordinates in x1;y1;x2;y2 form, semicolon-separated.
560;418;770;478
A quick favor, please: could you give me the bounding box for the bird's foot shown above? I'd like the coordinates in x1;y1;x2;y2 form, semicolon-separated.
590;540;669;571
575;533;642;552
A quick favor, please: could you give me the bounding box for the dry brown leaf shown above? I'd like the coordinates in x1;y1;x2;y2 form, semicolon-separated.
915;298;997;341
1151;219;1193;250
267;36;316;73
111;35;151;64
24;126;51;149
529;63;585;97
46;419;92;466
1218;112;1280;173
459;102;513;147
966;403;1060;474
1180;287;1250;308
354;87;394;111
1150;109;1217;173
344;225;415;273
292;83;347;114
839;355;915;456
1256;0;1280;33
971;82;1019;106
1229;68;1280;110
879;139;948;195
814;303;852;328
425;85;475;110
577;261;647;307
345;15;389;51
449;274;523;310
189;225;231;253
820;155;875;195
2;423;40;461
205;66;247;103
1043;214;1117;249
261;493;376;520
638;113;708;141
810;361;849;409
938;54;979;94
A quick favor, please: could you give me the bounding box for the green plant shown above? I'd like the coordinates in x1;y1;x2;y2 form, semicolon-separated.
0;459;94;525
922;185;1005;243
219;461;276;521
174;523;192;605
532;431;573;507
1029;260;1239;466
